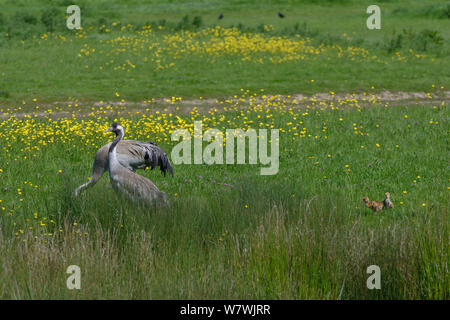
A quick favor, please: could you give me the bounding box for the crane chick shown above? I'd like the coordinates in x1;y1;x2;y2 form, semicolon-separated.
362;196;383;213
104;123;169;208
383;192;394;209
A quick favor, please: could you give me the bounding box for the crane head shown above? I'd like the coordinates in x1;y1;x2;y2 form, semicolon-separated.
104;122;124;135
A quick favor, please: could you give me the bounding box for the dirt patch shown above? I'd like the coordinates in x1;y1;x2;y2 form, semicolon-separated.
42;90;450;106
1;90;448;119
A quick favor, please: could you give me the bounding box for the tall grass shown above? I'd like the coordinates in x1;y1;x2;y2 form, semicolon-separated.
0;182;447;299
0;102;448;299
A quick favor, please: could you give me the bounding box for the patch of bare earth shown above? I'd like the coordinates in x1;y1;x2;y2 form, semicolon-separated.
1;91;448;119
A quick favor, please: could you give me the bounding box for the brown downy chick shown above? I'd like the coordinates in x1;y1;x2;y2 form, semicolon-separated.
362;196;383;213
383;192;394;209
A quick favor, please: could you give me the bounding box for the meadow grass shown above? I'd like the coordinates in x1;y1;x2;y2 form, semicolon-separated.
0;0;448;300
0;93;448;299
0;0;449;103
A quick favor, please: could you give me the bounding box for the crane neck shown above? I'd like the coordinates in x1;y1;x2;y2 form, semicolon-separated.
109;129;124;154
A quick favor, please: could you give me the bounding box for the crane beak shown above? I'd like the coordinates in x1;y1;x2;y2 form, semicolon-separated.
103;127;112;133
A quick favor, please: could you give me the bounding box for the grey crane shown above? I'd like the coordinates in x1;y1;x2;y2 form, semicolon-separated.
74;133;173;196
103;122;169;207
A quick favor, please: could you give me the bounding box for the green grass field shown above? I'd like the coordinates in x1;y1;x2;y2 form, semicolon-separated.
0;0;448;299
0;0;449;103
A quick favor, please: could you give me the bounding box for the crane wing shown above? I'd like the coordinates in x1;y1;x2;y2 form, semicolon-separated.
137;141;174;176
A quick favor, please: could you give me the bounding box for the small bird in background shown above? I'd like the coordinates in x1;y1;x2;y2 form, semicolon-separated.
362;196;384;213
383;192;394;209
218;13;224;20
278;12;285;18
